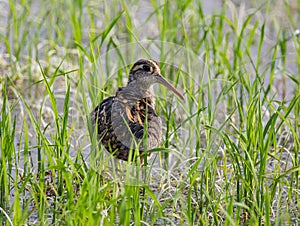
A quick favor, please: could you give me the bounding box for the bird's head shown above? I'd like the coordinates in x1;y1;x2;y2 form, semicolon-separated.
127;59;184;100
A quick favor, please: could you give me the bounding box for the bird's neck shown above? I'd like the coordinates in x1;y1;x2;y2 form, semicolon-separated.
117;82;155;107
127;81;154;96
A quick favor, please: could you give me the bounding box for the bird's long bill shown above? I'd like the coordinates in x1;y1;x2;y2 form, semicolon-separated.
156;74;184;100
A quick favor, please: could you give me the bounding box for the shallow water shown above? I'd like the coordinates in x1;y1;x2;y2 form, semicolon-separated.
1;0;299;224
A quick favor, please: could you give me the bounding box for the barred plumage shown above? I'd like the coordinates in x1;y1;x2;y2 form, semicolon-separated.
91;59;184;162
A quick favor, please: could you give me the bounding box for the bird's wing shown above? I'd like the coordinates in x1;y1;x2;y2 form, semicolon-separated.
127;99;162;149
91;96;114;140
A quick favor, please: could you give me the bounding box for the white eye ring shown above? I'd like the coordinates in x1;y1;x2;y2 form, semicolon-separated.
141;65;152;72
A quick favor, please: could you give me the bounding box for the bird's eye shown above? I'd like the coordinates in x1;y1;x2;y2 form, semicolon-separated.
142;65;151;72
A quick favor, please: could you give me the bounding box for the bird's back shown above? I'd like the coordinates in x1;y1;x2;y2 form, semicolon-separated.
91;92;162;161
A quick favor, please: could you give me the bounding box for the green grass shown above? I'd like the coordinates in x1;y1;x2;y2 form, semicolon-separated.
1;0;300;225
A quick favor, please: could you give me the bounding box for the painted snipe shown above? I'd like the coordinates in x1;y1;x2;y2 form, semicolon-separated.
91;59;184;162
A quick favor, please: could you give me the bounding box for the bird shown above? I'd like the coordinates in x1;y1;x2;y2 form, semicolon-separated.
90;59;184;163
